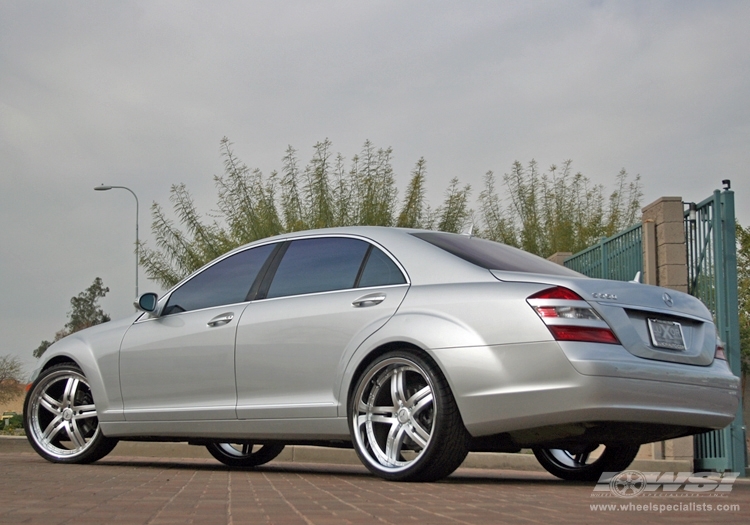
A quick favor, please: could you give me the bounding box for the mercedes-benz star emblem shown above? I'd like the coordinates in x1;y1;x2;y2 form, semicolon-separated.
662;292;674;307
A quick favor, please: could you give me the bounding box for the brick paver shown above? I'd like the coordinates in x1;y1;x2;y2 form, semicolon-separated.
1;453;748;524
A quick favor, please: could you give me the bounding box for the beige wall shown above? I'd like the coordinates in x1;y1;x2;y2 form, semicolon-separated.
1;390;25;415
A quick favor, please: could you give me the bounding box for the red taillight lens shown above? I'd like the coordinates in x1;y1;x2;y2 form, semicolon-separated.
547;325;620;344
527;286;619;345
528;287;583;301
715;337;727;360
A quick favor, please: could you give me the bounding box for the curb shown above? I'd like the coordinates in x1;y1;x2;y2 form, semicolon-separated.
0;436;693;473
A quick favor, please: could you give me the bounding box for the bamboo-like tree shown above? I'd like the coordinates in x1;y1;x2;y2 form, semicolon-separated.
139;138;642;289
436;178;472;234
397;158;428;229
478;160;642;258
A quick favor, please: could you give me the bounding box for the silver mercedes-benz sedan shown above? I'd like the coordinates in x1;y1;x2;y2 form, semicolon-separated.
24;227;740;481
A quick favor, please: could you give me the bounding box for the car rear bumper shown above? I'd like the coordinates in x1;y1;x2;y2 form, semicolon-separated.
431;341;740;439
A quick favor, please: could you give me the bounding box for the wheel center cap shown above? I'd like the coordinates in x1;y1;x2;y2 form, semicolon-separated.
397;407;410;424
62;408;74;421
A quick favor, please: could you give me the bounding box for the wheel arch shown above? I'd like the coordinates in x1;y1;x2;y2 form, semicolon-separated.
341;339;468;435
41;355;80;372
344;341;429;414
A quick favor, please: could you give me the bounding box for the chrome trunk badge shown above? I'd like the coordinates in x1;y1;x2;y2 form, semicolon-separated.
662;292;674;307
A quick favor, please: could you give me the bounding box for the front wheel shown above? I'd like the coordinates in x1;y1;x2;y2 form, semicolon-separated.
532;444;640;482
349;350;469;482
206;442;286;467
24;363;118;463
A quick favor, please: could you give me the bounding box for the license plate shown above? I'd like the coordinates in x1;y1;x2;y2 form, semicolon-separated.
647;318;686;351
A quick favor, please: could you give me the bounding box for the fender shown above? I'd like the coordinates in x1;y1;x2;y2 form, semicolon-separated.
31;315;137;423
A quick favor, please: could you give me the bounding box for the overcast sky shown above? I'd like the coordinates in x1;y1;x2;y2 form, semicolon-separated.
2;1;749;374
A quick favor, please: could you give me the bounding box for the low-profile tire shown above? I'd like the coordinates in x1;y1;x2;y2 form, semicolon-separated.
206;442;286;467
24;363;118;464
349;349;469;482
532;444;640;482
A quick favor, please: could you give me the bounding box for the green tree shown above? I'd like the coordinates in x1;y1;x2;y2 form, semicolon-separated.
478;160;642;258
436;177;472;234
139;138;643;289
735;223;750;377
0;354;25;403
397;158;428;229
354;141;398;227
33;278;111;359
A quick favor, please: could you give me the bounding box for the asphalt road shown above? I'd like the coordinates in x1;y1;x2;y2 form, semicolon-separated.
1;450;748;525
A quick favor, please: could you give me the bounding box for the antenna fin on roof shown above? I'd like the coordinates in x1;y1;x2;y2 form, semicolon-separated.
461;223;474;238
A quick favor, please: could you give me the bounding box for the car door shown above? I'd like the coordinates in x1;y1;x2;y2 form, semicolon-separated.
119;243;277;421
235;236;409;419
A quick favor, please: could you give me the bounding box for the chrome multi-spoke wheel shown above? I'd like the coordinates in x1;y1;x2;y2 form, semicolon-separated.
350;350;468;482
24;364;117;463
533;444;640;482
206;442;285;467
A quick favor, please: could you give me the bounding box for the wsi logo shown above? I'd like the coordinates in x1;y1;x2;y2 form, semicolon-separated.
592;470;739;498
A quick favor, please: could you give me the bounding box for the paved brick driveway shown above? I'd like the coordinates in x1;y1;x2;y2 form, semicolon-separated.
1;453;748;524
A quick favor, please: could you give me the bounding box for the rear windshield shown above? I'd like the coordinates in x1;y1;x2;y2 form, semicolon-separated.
411;232;583;277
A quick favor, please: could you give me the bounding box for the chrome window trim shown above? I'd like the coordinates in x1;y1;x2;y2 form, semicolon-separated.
143;233;410;321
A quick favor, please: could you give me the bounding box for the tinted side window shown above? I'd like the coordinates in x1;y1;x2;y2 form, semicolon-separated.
266;238;369;298
358;247;406;287
164;243;276;314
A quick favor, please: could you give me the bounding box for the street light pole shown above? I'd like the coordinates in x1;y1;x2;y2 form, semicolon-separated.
94;185;139;299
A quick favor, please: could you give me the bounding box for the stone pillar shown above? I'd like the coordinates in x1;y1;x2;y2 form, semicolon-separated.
547;252;572;266
641;196;693;462
641;197;688;293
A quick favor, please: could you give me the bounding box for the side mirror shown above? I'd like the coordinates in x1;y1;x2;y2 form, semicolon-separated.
135;292;159;314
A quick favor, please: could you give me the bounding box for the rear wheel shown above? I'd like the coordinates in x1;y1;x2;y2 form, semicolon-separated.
349;350;469;482
206;442;285;467
532;444;640;482
24;363;118;463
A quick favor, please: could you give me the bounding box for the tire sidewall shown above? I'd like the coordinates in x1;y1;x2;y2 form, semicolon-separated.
205;442;286;467
533;445;639;482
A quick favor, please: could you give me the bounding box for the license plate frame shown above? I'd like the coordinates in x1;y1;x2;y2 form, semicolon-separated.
647;318;687;351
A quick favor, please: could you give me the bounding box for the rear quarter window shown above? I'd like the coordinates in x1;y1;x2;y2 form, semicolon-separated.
410;232;583;277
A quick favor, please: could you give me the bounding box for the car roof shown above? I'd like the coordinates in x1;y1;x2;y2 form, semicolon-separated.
230;226;496;286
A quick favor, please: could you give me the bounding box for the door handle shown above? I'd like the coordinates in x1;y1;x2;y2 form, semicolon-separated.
352;293;386;308
207;313;234;327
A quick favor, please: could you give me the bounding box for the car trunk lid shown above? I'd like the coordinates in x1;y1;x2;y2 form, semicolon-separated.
492;270;716;366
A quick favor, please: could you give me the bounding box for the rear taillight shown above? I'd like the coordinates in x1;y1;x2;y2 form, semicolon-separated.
715;336;727;360
527;286;619;345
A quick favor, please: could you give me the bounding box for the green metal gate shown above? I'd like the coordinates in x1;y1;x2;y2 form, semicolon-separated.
564;223;643;280
686;190;746;474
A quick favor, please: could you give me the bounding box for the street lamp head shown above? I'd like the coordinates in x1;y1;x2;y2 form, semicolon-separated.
94;185;113;191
